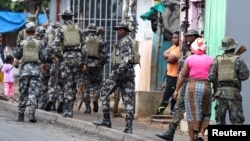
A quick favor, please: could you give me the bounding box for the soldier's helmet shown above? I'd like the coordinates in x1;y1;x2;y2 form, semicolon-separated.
184;29;199;36
36;26;46;37
87;23;97;32
219;37;238;50
26;22;36;32
59;9;74;16
49;21;60;29
113;21;131;32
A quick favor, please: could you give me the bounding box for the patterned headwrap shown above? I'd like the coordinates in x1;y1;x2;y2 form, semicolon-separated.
191;38;207;55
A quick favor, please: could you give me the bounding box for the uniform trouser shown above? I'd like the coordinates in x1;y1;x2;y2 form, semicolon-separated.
82;67;102;104
113;87;122;114
18;76;40;116
171;81;187;124
40;69;50;107
46;61;64;108
60;59;80;116
157;75;177;114
101;78;135;122
215;97;245;125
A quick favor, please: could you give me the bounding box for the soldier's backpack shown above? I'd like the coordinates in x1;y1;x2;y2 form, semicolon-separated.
127;36;141;65
61;24;81;47
85;36;100;58
217;55;239;83
112;36;141;65
22;39;40;64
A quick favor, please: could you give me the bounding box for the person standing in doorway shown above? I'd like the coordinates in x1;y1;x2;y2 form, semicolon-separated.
155;31;180;115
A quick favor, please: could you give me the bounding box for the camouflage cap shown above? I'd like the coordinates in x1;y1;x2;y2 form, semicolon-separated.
219;37;238;50
184;29;199;36
25;22;36;32
87;23;97;32
58;9;74;16
36;26;46;34
113;21;131;32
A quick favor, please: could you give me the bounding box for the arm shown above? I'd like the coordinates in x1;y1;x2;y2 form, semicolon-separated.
163;46;179;64
173;62;189;100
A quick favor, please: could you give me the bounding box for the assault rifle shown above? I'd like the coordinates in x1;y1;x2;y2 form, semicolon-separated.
235;45;247;55
97;80;117;119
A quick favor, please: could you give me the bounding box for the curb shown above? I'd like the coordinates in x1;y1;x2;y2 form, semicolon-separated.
0;100;153;141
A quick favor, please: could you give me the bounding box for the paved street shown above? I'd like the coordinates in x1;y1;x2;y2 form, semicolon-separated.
0;80;191;141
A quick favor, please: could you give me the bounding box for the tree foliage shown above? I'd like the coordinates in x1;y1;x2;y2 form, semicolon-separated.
0;0;49;13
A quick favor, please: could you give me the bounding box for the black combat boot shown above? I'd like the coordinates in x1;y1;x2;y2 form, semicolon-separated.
29;112;37;123
123;120;133;134
63;99;73;118
92;112;111;128
17;113;24;122
194;131;204;141
155;123;177;141
57;95;64;113
45;95;54;111
84;103;91;114
112;99;122;118
51;98;57;111
93;101;99;113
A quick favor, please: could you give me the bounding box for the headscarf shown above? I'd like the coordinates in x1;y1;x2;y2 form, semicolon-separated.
190;38;207;55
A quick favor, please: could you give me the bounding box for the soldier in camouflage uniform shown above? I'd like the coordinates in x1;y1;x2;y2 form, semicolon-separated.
16;14;38;45
208;37;249;125
35;26;51;110
14;22;45;123
156;29;200;141
44;21;64;113
48;10;87;118
81;23;108;114
93;21;135;134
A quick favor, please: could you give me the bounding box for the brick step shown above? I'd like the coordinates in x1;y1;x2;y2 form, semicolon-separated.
147;114;173;124
150;114;173;119
149;118;173;124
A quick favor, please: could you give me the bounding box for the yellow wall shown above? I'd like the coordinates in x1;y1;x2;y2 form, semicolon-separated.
137;39;152;91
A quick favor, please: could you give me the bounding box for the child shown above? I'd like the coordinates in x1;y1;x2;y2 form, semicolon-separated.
1;55;15;103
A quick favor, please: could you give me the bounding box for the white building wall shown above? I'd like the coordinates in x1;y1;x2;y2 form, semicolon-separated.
135;0;154;91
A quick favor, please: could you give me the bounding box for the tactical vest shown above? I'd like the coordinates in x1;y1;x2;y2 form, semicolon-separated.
47;33;54;44
112;36;140;65
217;55;240;86
22;39;40;64
85;36;100;58
62;24;81;47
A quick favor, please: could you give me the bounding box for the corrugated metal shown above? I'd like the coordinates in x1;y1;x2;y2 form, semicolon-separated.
70;0;123;80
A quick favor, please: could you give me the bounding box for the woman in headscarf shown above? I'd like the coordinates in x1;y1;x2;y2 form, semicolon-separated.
173;38;213;141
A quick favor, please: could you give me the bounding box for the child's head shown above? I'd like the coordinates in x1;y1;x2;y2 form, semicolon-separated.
5;55;14;64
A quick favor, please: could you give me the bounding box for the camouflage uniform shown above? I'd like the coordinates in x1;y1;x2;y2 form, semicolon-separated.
35;26;51;110
208;37;249;125
156;29;200;141
16;14;38;45
82;23;108;114
112;87;123;117
48;10;87;118
93;21;135;134
44;21;64;113
14;22;45;123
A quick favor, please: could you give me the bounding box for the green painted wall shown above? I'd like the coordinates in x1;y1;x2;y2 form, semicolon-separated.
204;0;226;120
